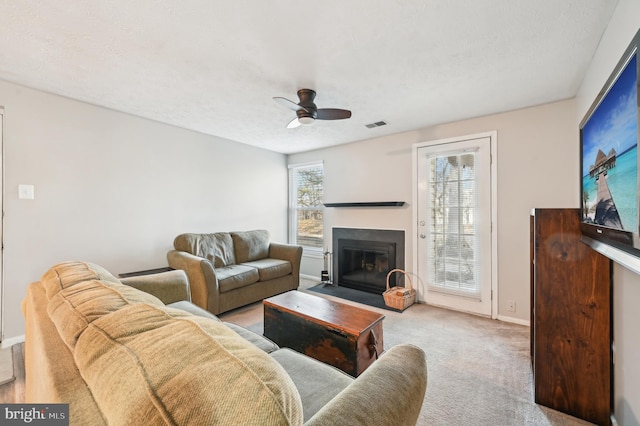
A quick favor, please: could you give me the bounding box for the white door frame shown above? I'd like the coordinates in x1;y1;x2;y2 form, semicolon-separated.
412;131;498;319
0;108;4;342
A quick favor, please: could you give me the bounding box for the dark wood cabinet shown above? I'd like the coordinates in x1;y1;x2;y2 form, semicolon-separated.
530;208;612;426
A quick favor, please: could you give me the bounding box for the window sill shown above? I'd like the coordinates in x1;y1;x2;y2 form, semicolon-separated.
302;247;324;258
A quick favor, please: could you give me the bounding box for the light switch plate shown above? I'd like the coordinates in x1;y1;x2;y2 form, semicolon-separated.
18;184;35;200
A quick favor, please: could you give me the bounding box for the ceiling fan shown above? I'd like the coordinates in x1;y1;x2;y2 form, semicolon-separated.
273;89;351;128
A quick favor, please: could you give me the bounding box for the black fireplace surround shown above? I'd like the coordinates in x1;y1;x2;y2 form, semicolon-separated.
332;228;405;294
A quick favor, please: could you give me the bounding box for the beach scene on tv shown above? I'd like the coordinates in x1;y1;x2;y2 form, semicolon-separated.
582;54;638;232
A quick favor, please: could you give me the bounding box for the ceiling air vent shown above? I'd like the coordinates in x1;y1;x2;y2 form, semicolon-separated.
365;120;388;129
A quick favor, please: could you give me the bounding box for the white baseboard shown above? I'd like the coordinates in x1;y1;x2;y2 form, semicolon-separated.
300;274;321;282
1;335;26;349
496;314;530;327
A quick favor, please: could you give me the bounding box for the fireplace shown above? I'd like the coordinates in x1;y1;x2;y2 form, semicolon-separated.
333;228;405;294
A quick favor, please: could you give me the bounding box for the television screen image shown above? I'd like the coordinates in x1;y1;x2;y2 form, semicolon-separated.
581;53;638;234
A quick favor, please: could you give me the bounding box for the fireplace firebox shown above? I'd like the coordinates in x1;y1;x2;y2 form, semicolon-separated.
333;228;405;294
339;239;395;293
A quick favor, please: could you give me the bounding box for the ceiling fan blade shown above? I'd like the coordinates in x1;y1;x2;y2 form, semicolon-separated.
274;97;308;113
316;108;352;120
286;117;302;128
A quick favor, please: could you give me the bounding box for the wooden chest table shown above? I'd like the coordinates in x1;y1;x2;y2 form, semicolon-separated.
263;291;384;376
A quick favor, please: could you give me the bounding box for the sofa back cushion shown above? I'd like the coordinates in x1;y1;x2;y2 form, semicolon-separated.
75;303;303;425
41;261;121;300
173;233;236;267
232;230;270;263
46;279;166;351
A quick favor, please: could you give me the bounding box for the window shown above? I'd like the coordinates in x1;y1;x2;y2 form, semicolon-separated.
289;162;324;252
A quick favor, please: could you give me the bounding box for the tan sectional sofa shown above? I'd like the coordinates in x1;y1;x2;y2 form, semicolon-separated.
168;229;302;315
22;261;428;425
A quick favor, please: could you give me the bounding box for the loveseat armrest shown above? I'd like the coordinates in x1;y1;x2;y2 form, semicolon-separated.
120;269;191;305
305;344;427;426
269;243;303;286
167;250;219;312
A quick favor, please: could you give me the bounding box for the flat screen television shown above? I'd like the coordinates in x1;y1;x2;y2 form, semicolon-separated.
580;28;640;257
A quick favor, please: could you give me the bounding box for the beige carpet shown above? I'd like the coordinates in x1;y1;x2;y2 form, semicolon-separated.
0;346;14;386
220;280;595;426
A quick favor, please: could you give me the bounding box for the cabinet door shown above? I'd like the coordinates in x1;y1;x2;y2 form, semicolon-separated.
533;208;611;426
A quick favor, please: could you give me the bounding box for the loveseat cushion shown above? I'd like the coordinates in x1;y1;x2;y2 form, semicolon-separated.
241;258;293;281
173;232;236;267
232;229;270;263
210;232;236;266
174;232;213;259
75;303;303;425
216;264;260;293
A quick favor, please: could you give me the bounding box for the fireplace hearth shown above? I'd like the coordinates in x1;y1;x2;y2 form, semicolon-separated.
333;228;405;294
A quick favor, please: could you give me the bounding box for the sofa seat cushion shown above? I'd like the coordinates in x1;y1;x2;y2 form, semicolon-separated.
240;258;292;281
216;264;260;293
270;349;353;422
224;322;279;353
75;303;303;425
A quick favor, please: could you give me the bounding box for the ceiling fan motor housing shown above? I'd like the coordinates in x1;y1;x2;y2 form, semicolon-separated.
297;89;318;121
273;88;351;128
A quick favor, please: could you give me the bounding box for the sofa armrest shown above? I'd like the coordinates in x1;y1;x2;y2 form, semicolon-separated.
120;270;190;305
305;344;427;426
167;250;219;312
269;243;303;287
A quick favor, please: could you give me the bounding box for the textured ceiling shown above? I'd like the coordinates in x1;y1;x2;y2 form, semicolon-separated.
0;1;617;154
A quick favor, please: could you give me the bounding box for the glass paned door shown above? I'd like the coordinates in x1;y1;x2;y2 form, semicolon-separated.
416;135;493;316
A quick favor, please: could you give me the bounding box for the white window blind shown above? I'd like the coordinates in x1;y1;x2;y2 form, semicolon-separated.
289;163;324;250
426;150;481;299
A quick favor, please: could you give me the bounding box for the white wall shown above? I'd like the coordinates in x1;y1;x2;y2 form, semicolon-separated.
0;80;288;342
299;253;324;280
289;97;577;323
576;0;640;424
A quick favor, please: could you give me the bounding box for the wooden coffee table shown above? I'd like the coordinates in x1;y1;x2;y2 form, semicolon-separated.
263;290;384;376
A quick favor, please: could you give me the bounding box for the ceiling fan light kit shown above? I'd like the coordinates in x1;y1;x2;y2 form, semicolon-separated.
274;89;351;128
298;116;315;125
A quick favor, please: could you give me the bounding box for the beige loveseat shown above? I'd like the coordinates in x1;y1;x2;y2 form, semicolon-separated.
23;261;428;425
168;229;302;315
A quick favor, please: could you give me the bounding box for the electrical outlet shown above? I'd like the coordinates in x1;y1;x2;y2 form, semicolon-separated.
18;184;35;200
507;300;516;312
